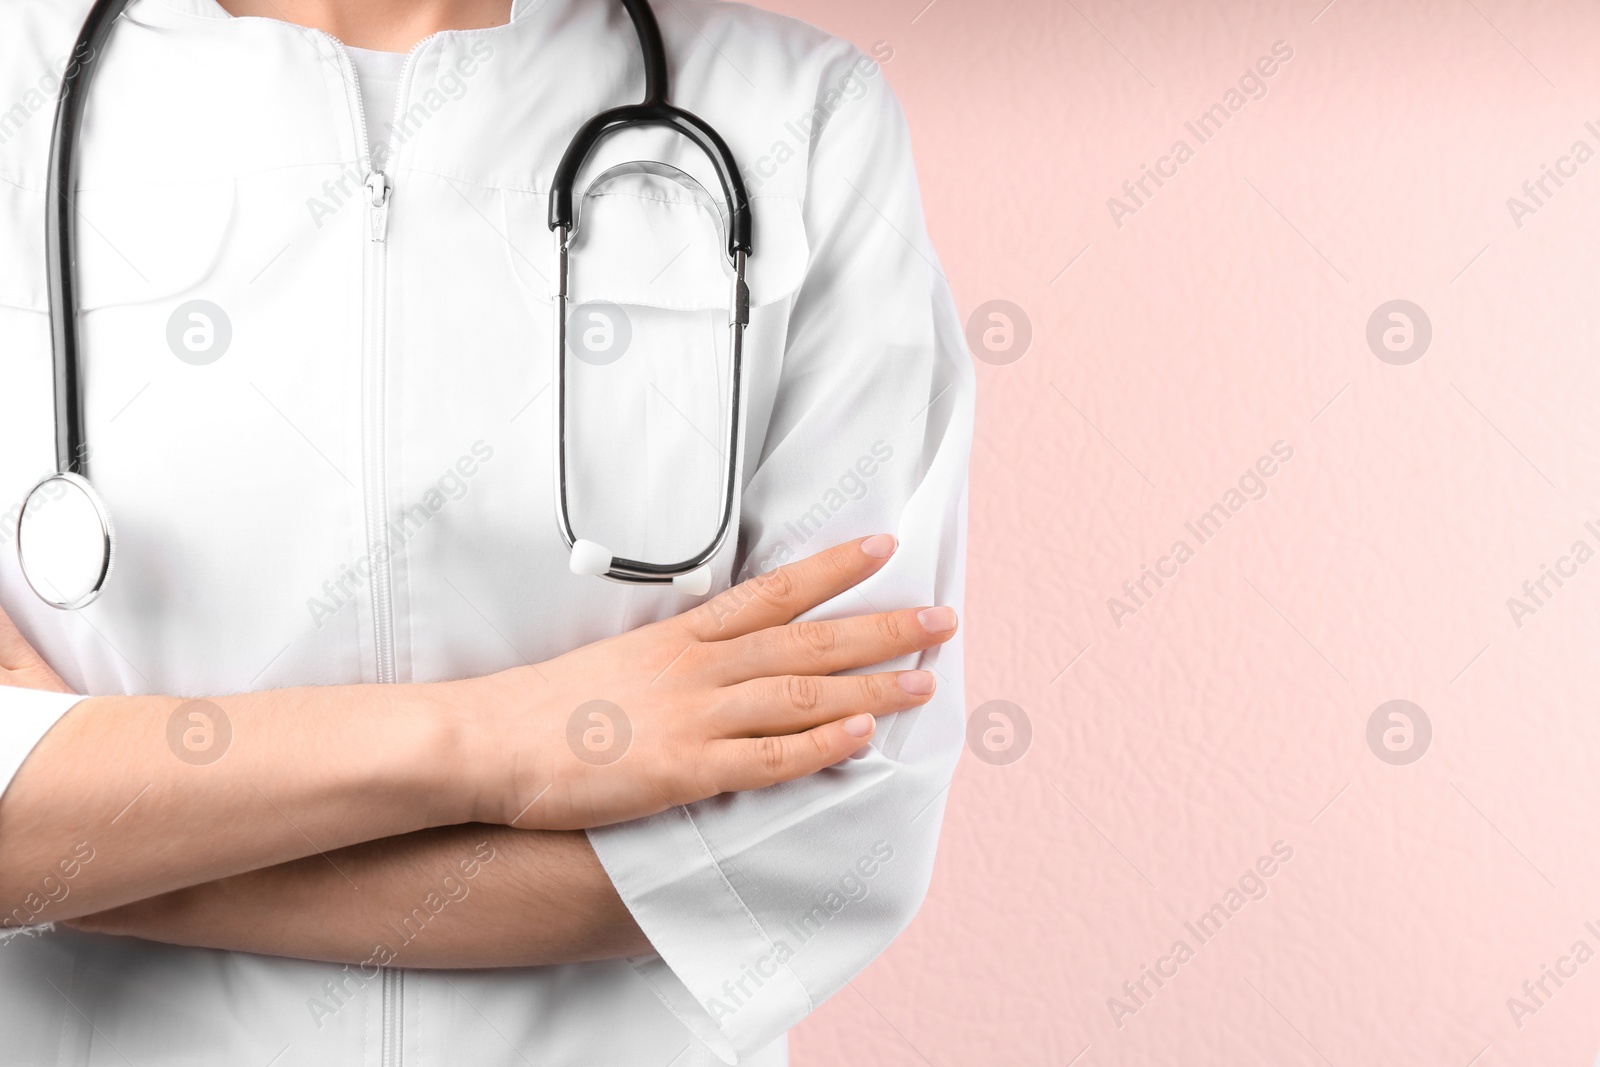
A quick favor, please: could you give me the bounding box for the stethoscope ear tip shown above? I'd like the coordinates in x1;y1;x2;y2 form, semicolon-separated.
569;539;615;577
672;566;712;597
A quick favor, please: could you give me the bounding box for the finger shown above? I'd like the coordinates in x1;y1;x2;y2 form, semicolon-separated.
0;605;42;673
707;714;878;794
676;535;898;642
716;670;936;736
0;606;71;693
715;606;958;684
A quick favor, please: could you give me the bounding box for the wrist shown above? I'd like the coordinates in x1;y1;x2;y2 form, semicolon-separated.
383;677;484;828
433;667;547;826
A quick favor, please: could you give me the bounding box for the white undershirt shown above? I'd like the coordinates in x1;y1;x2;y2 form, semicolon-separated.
346;45;408;163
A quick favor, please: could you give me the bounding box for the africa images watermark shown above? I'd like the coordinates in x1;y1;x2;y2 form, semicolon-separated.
1503;518;1600;629
306;838;498;1028
704;840;896;1023
1108;440;1295;628
1107;840;1295;1029
0;841;96;941
1107;40;1295;229
1505;921;1600;1031
306;440;495;628
740;41;895;195
0;446;96;553
966;699;1032;766
0;41;97;150
739;439;896;580
1504;119;1600;230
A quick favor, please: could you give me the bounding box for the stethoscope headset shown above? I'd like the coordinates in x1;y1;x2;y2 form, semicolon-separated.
17;0;750;610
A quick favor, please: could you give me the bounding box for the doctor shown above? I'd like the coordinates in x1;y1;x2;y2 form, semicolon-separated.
0;0;973;1064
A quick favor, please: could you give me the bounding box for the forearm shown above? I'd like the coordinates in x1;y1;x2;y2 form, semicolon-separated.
0;680;475;923
0;537;943;938
69;823;651;968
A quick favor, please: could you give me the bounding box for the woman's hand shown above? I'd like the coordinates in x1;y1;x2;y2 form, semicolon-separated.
0;605;72;693
468;535;958;832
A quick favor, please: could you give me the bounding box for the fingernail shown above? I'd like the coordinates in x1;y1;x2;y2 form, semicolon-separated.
860;535;897;559
917;606;958;632
898;670;936;695
842;714;876;738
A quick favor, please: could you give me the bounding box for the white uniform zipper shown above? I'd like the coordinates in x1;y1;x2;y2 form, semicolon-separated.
363;170;395;689
327;31;442;1067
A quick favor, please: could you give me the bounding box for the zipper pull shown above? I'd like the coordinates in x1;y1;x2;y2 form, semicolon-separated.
365;171;392;242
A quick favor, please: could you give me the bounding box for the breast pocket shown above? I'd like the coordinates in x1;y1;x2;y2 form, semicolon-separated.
0;176;237;422
0;176;234;530
504;183;810;577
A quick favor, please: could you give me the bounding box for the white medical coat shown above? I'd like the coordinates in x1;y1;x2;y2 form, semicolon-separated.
0;0;974;1063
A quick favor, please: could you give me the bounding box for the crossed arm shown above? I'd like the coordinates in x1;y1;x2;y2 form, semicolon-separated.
71;824;652;968
4;625;648;966
0;537;957;969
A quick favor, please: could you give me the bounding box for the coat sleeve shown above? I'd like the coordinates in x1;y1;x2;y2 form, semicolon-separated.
0;685;84;936
586;45;975;1064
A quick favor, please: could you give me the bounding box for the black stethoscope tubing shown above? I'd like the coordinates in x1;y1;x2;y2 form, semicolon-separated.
31;0;753;606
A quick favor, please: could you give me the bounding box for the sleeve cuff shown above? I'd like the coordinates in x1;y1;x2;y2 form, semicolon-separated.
588;805;813;1064
0;686;83;937
0;685;83;803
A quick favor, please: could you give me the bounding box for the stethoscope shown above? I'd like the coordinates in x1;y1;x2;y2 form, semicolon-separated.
16;0;751;610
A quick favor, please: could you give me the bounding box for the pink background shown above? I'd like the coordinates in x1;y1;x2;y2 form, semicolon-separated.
754;0;1600;1064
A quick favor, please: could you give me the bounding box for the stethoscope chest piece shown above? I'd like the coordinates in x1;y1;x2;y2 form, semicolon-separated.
17;472;115;610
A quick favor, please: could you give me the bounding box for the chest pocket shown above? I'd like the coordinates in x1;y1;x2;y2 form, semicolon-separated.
0;178;235;314
0;177;47;315
0;177;234;518
0;176;235;448
0;176;236;511
502;182;810;573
